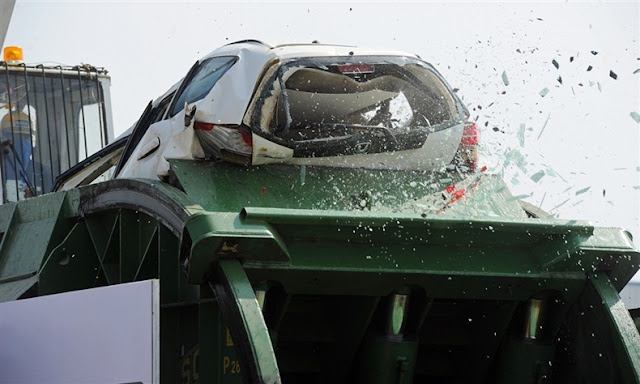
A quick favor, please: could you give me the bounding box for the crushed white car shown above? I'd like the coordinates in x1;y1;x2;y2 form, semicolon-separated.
115;40;477;181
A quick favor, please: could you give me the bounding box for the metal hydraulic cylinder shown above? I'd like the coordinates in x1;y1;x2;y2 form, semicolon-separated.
357;292;418;384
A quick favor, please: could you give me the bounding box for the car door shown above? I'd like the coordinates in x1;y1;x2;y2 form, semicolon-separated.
117;56;238;180
116;88;193;180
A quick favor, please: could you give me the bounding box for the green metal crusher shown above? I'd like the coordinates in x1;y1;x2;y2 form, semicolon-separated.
0;160;638;383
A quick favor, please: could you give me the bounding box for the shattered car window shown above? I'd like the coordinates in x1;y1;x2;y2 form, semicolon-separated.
251;56;464;159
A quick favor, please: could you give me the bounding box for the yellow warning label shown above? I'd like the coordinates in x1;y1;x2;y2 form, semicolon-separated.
226;327;234;346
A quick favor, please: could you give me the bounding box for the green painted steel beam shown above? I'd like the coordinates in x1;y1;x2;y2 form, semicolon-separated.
0;178;203;302
184;212;290;284
210;259;281;384
184;206;638;291
241;207;593;236
170;160;533;219
67;178;207;237
0;192;69;301
170;160;462;213
39;221;101;295
590;274;640;382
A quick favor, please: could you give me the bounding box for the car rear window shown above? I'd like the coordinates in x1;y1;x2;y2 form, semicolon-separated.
170;56;237;117
277;62;458;134
250;56;463;158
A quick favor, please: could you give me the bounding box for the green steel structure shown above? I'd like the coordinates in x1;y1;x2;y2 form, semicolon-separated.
0;160;638;383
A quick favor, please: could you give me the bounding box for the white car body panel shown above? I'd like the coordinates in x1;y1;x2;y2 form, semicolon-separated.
252;133;295;165
118;112;204;179
195;44;277;125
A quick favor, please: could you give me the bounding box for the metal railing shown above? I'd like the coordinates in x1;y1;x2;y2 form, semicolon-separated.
0;62;109;203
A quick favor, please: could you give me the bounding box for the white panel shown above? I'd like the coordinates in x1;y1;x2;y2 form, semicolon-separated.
0;279;159;384
0;0;16;48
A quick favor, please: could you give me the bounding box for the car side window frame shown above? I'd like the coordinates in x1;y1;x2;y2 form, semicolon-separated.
112;101;155;177
167;56;239;118
152;91;176;123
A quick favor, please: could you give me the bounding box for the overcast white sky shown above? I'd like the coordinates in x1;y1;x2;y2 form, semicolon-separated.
5;0;640;278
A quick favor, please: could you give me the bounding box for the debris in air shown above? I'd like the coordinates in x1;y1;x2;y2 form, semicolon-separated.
551;198;570;212
518;123;525;147
630;112;640;123
570;56;574;62
530;170;545;183
571;200;585;208
539;88;549;97
507;194;532;202
557;76;563;84
552;59;559;69
300;165;307;184
537;113;551;140
634;69;640;75
609;70;617;80
587;65;593;72
501;71;509;86
591;51;598;55
575;187;591;196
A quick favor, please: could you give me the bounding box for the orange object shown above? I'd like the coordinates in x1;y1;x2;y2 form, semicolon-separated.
3;46;24;64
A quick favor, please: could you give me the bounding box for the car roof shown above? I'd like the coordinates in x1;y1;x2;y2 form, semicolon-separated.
201;40;420;62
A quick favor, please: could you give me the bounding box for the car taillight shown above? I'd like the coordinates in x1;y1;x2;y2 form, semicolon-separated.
193;121;215;131
240;131;252;147
459;122;478;171
461;122;478;146
193;121;252;165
